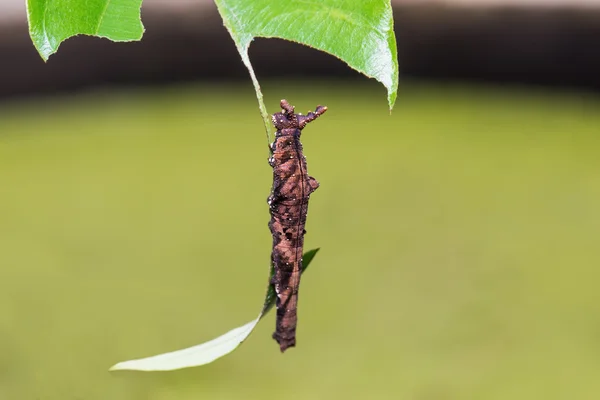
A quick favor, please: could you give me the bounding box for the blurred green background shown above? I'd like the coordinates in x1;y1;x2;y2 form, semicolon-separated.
1;82;600;399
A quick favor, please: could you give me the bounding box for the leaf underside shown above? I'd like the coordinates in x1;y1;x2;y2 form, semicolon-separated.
26;0;398;128
109;249;320;371
214;0;398;140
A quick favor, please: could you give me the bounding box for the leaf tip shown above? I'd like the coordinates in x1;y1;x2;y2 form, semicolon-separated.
108;360;132;371
38;51;52;63
29;35;56;62
388;91;397;113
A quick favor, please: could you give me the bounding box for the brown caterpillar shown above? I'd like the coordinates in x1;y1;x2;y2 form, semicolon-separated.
268;99;327;352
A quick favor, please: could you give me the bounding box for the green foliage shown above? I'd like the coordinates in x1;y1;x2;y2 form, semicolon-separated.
214;0;398;136
27;0;144;61
26;0;398;134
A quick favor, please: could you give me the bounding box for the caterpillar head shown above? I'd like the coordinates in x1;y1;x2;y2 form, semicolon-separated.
271;99;327;130
272;110;297;130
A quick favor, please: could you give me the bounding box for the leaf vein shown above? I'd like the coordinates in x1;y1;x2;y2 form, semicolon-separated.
96;0;113;34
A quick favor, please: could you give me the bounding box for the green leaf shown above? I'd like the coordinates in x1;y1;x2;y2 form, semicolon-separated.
214;0;398;140
109;249;320;371
27;0;144;61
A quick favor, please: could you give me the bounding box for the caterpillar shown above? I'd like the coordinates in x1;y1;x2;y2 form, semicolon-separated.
268;99;327;352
